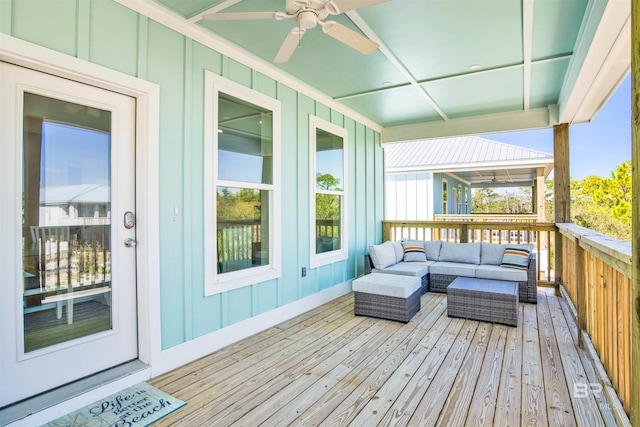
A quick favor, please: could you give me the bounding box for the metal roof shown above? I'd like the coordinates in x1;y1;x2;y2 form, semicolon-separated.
384;136;554;188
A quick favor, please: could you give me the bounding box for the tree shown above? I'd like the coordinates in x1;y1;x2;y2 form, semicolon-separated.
316;173;341;221
472;187;532;214
568;160;632;241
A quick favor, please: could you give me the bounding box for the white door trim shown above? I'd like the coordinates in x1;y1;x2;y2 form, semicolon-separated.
0;34;161;379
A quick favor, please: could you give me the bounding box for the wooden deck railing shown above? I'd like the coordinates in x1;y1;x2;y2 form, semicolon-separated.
557;224;632;416
434;213;538;222
382;220;556;286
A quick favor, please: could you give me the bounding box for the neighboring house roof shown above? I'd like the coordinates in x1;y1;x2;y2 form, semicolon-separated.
384;136;554;188
40;184;110;205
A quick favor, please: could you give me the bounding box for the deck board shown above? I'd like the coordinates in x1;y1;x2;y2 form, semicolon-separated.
150;289;625;426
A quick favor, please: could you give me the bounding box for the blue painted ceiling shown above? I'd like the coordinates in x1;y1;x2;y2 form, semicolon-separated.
151;0;628;140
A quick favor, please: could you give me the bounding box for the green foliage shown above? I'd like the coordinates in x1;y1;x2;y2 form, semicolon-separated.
471;187;532;214
217;188;260;220
316;173;341;220
569;160;631;241
471;160;631;241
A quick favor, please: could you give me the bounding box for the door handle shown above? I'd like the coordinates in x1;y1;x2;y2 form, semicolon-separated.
124;238;137;247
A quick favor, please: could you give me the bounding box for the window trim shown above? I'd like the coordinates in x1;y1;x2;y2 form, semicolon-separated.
309;115;348;268
204;71;281;296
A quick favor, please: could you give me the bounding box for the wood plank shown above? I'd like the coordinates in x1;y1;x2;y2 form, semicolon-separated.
464;323;508;426
161;314;373;426
256;295;448;427
435;322;493;427
557;297;619;427
345;305;466;426
294;294;448;426
142;289;627;427
521;300;548;426
538;291;576;426
152;296;354;391
547;291;605;426
217;317;387;426
405;320;478;426
494;304;524;427
317;299;458;426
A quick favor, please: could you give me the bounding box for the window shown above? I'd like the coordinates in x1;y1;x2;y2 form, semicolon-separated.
310;116;347;268
457;184;463;214
465;187;469;213
442;179;448;214
204;72;281;294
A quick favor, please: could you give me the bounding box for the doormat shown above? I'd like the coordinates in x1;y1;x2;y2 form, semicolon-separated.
42;382;185;427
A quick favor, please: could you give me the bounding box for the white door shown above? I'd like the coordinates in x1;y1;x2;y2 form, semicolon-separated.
0;63;138;407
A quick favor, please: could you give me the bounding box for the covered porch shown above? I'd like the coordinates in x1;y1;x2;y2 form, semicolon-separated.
150;288;626;426
1;0;640;425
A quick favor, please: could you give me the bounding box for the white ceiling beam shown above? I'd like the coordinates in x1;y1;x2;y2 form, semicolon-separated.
522;0;534;111
381;107;552;143
345;11;449;121
188;0;242;23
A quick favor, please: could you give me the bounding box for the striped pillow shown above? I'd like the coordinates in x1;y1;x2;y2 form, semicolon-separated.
500;247;530;270
402;241;427;262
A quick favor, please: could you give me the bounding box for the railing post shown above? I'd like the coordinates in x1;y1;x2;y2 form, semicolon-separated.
460;224;468;243
630;0;640;422
576;242;587;348
554;123;570;295
382;221;391;242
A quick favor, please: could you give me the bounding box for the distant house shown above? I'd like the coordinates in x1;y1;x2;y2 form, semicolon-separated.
384;136;554;221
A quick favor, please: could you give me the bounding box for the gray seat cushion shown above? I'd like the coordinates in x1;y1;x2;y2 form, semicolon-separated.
373;261;433;277
429;261;477;278
352;273;421;297
475;265;528;282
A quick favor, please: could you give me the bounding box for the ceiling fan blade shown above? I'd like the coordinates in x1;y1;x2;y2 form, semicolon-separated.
202;11;278;21
327;0;390;14
274;27;305;63
321;21;378;55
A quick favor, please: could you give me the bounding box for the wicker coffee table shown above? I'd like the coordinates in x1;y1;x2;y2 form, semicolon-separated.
446;277;518;326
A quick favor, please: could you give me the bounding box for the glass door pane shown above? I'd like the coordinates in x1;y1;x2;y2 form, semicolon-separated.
22;93;113;353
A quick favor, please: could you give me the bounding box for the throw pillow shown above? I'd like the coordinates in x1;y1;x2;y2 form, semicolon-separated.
501;246;531;270
402;240;427;262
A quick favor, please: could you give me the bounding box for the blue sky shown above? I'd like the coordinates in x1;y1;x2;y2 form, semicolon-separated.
484;74;631;180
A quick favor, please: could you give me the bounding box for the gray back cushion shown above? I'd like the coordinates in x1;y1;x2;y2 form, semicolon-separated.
391;241;404;263
480;243;507;265
369;241;397;269
424;240;442;261
438;242;481;264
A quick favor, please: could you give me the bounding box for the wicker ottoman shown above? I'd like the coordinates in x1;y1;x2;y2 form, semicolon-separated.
352;273;421;323
447;277;518;326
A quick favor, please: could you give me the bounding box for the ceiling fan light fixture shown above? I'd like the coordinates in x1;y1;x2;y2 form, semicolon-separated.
298;10;319;29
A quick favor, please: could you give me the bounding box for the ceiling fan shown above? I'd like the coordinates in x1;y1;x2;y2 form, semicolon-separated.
202;0;389;63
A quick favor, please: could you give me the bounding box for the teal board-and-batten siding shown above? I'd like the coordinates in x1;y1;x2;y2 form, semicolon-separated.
2;0;384;349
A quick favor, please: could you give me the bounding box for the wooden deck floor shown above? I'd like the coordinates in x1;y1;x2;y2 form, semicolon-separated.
150;289;626;426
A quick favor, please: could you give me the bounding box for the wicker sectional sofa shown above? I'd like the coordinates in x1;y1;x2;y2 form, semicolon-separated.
364;240;538;304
